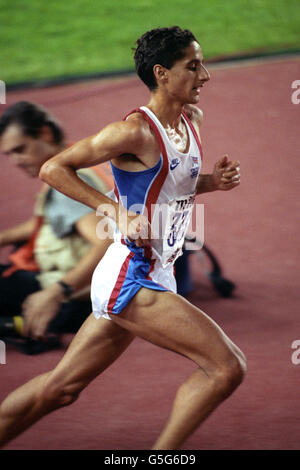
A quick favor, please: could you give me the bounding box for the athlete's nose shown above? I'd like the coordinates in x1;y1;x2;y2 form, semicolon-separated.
200;64;210;82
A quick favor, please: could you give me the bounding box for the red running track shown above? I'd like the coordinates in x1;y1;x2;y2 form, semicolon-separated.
0;56;299;450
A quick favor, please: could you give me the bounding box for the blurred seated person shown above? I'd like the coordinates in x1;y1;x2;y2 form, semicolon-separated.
0;101;113;353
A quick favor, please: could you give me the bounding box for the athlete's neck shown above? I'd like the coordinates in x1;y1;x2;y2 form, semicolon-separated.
146;94;184;130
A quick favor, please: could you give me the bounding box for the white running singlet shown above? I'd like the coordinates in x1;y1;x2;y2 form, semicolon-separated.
91;106;203;319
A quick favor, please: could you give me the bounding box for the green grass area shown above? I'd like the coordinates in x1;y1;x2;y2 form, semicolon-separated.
1;0;300;83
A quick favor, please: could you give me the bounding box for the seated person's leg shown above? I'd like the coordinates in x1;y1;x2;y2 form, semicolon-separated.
0;266;41;316
48;299;92;334
0;267;41;337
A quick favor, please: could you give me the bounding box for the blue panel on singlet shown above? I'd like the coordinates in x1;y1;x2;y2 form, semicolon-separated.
110;158;162;212
110;243;167;314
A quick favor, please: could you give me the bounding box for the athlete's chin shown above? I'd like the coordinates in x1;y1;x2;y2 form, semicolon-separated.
187;95;200;105
186;91;200;104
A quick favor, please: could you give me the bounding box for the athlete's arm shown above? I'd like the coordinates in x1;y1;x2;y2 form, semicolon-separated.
196;155;240;194
39;119;152;245
40;120;146;214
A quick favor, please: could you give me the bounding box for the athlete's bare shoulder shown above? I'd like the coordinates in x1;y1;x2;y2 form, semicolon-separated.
125;111;155;142
183;105;203;133
92;112;155;154
108;111;160;169
126;112;160;160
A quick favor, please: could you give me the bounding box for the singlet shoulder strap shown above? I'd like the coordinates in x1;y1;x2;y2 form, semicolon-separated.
123;107;167;158
181;110;203;160
123;108;169;216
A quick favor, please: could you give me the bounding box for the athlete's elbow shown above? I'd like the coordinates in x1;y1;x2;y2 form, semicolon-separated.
39;160;62;185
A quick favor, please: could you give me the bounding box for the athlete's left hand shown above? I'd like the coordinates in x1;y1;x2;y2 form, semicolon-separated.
212;155;240;191
117;205;152;248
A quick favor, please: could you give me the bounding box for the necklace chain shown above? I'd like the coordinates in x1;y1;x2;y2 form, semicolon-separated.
165;122;188;153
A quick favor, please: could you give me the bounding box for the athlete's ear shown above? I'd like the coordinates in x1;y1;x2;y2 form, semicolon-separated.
153;64;168;86
39;125;55;144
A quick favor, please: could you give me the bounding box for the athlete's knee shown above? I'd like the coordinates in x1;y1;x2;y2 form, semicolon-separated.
40;371;83;409
214;350;247;399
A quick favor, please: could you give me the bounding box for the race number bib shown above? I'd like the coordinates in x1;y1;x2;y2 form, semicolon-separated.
161;193;195;267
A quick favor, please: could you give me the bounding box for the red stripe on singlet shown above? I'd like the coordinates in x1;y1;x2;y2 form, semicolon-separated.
107;251;134;313
145;258;156;281
182;111;203;160
123;108;169;222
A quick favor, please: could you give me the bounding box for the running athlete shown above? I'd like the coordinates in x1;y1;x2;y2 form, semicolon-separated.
0;26;245;450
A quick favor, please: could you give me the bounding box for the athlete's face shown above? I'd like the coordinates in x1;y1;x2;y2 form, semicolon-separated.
165;41;210;104
0;124;57;177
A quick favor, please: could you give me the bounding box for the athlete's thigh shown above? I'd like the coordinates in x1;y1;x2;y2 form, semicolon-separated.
110;289;241;372
48;313;134;390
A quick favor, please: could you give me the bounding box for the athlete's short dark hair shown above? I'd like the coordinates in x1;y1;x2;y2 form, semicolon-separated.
0;101;64;144
133;26;198;91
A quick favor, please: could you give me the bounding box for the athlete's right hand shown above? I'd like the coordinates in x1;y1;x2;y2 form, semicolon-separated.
117;205;152;248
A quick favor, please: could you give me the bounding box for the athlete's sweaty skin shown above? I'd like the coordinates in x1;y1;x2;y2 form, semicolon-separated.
0;29;244;450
